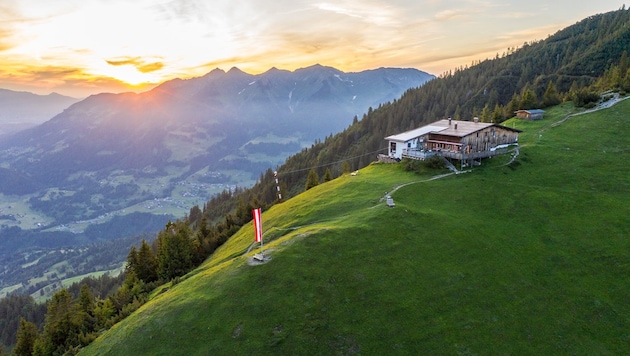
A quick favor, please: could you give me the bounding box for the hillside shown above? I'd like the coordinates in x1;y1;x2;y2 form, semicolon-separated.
82;100;630;354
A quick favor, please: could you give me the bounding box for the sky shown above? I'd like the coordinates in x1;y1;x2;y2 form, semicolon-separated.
0;0;624;98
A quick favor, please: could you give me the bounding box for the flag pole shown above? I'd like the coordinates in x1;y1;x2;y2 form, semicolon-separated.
252;208;264;260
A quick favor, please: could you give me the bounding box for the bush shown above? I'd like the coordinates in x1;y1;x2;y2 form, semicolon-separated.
402;156;445;173
574;89;600;107
402;159;422;172
423;155;445;170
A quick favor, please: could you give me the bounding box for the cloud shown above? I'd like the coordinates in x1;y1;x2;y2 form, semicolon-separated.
106;57;165;73
498;12;535;19
0;29;17;52
0;62;155;97
0;4;26;53
495;23;563;43
137;62;165;73
434;9;469;21
313;1;399;26
315;3;363;19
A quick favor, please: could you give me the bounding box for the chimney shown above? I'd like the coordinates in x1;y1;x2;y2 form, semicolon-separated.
448;117;452;125
454;122;458;130
474;117;479;123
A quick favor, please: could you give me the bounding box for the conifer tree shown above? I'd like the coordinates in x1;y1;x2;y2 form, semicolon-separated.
305;169;319;190
14;318;39;356
323;168;332;182
506;93;519;118
480;104;490;122
620;50;629;74
156;222;195;280
136;239;158;283
622;68;630;92
341;161;351;174
37;289;83;355
542;81;561;107
125;246;138;274
491;104;503;123
78;284;96;334
519;85;538;109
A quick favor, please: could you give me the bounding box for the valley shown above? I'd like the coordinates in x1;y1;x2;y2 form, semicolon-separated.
0;167;252;233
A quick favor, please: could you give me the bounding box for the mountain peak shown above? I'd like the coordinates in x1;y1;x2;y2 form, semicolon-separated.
227;67;246;75
203;68;226;78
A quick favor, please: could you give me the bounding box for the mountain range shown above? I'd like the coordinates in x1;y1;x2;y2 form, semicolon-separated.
0;65;433;257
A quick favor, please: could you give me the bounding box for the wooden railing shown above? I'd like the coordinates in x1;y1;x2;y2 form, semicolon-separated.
402;144;517;161
401;148;437;160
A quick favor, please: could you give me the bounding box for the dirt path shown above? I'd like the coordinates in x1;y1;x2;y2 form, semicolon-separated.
547;93;629;130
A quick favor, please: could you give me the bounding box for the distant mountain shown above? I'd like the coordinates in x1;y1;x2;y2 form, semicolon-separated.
0;89;79;136
0;65;433;255
152;64;433;137
1;65;433;186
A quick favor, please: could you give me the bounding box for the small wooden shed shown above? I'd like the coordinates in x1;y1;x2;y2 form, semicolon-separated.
515;109;545;120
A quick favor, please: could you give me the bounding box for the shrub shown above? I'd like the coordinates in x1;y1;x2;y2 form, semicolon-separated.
423;155;445;170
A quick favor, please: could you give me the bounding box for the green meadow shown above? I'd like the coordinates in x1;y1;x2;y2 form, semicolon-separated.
82;101;630;355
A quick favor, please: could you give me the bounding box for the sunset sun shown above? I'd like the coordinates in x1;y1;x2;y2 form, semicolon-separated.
101;65;154;86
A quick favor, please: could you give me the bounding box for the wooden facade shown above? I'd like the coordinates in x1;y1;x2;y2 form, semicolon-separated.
385;119;522;162
515;109;545;120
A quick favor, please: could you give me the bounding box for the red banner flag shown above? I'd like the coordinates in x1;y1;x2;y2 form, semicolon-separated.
252;208;262;243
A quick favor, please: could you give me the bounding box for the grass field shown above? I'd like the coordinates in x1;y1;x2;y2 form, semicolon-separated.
82;101;630;355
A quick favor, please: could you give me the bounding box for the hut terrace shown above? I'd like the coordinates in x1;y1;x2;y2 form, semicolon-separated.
384;118;522;162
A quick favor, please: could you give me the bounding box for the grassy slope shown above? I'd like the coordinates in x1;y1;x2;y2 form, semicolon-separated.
82;101;630;355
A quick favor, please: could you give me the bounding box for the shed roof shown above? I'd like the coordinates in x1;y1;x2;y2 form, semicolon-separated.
515;109;545;114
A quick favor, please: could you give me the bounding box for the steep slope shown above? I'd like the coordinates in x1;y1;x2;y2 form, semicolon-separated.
82;101;630;354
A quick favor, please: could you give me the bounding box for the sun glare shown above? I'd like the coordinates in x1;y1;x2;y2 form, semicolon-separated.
110;67;159;86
